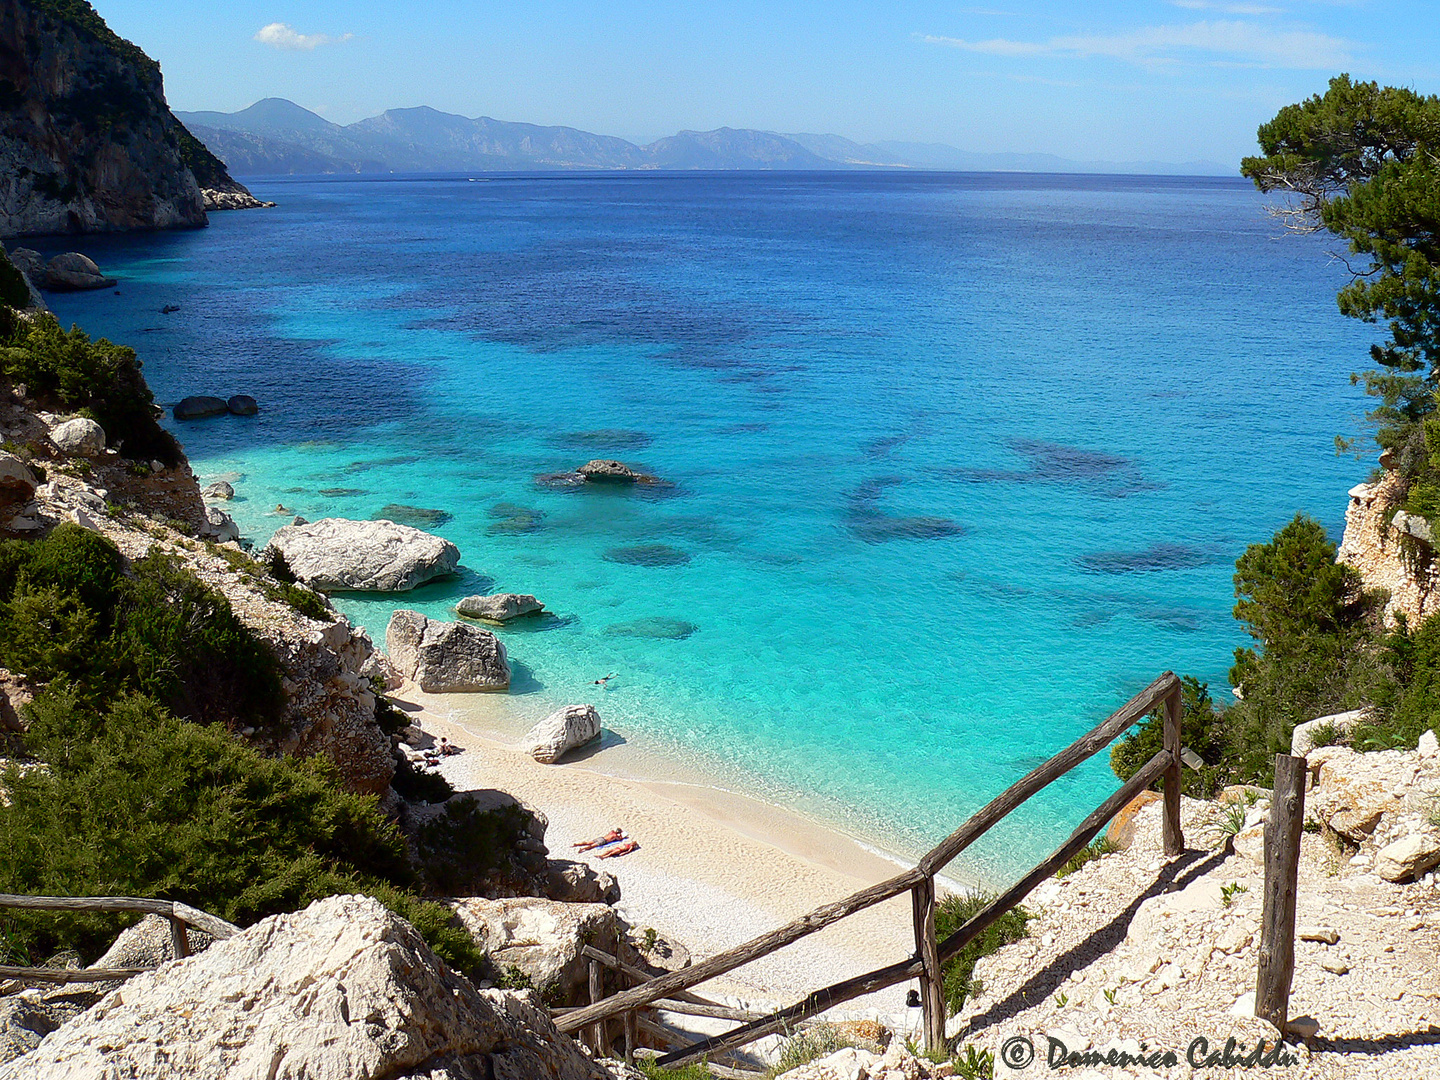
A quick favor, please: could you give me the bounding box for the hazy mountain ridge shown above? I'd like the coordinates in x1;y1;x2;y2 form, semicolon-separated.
175;98;1232;176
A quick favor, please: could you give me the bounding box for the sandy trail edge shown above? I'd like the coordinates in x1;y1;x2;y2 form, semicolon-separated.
399;686;941;1022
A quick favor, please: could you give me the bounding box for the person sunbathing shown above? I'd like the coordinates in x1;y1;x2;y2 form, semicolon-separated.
596;840;637;859
573;829;624;851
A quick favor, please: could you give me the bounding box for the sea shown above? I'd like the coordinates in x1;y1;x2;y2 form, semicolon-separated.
40;170;1378;884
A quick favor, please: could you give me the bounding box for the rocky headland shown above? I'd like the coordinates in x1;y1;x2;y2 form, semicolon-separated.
0;0;266;236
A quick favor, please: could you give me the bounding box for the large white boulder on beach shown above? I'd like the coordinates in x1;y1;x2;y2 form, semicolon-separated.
263;517;460;592
519;704;601;764
0;894;607;1080
386;609;510;692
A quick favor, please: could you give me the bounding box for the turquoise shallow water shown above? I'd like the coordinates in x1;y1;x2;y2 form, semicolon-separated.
44;171;1376;882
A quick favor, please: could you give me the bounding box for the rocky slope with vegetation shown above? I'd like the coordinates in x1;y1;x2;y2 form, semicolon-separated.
0;0;265;236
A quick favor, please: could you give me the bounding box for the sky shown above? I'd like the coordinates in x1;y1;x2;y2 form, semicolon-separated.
95;1;1438;167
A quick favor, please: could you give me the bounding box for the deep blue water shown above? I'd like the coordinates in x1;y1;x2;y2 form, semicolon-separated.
43;171;1376;882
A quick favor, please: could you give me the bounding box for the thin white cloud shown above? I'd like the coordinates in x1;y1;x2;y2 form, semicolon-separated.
1170;0;1285;13
921;20;1351;69
254;22;353;51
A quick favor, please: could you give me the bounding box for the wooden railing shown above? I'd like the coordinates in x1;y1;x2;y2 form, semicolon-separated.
557;671;1185;1068
0;894;240;985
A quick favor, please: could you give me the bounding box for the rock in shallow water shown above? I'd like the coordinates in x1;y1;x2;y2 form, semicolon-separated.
0;894;608;1080
519;704;601;763
264;518;460;592
456;593;545;623
173;395;229;421
386;609;510;692
226;394;258;416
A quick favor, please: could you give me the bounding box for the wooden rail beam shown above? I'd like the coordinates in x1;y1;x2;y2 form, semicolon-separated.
0;964;151;985
655;749;1174;1067
560;673;1180;1037
0;895;239;940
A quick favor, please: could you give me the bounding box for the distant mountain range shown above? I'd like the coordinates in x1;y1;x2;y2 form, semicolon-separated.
176;98;1232;177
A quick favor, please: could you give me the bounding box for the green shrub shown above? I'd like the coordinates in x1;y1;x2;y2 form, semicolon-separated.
0;247;32;309
110;551;284;730
0;314;181;464
391;753;453;803
1357;612;1440;749
413;796;533;895
0;529;284;733
1226;515;1383;782
933;891;1031;1015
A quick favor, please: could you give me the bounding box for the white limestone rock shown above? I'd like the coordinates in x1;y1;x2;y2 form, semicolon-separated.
456;593;545;622
519;704;601;764
49;416;105;457
1290;708;1367;757
450;897;620;1005
43;252;116;291
202;480;234;500
1420;729;1439;759
203;505;240;543
0;454;36;500
1375;833;1440;883
0;894;607;1080
264;517;460;592
386;609;510;692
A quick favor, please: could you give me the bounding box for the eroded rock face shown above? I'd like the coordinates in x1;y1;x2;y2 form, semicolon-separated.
545;860;620;906
1309;741;1440;881
265;518;461;592
450;897;621;1006
519;704;601;764
456;592;545;622
0;894;608;1080
0;2;213;236
386;610;510;692
1339;473;1440;626
577;459;649;483
0;453;37;501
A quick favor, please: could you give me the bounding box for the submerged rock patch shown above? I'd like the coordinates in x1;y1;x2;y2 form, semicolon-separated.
1077;543;1210;574
373;504;453;529
605;617;698;640
603;544;691;567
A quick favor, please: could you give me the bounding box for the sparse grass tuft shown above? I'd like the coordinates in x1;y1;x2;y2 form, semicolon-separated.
1057;835;1117;878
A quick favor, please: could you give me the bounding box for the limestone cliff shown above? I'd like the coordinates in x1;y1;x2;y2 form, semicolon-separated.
1338;470;1440;626
0;0;263;235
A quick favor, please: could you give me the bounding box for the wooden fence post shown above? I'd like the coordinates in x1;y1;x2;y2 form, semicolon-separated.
167;915;188;959
911;877;946;1054
1256;753;1305;1033
1162;683;1184;855
588;959;607;1056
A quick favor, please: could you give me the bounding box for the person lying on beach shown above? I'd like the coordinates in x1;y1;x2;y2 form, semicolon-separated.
593;673;617;686
573;829;624;851
596;840;637;859
438;737;461;756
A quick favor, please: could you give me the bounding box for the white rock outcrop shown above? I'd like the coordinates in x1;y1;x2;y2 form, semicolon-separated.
1291;708;1368;757
450;897;620;1005
49;416;105;456
0;894;607;1080
264;517;460;592
456;593;545;622
386;609;511;692
519;704;601;764
202;505;240;543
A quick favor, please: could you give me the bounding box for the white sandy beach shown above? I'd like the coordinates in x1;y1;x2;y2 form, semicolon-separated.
396;685;945;1021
